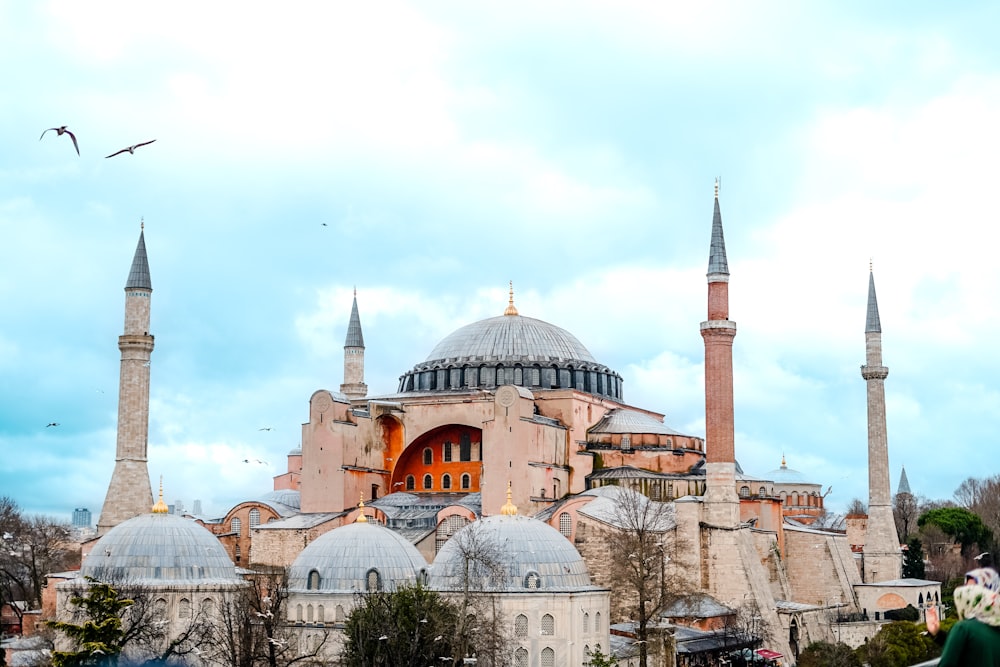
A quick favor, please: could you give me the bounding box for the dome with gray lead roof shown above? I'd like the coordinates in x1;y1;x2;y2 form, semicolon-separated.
82;513;240;585
428;515;597;592
288;521;427;593
426;315;597;364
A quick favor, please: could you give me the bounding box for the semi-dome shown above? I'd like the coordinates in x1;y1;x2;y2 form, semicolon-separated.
82;513;240;585
288;520;427;593
398;290;623;400
428;514;595;592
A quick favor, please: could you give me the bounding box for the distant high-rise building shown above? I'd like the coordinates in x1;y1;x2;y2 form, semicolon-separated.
174;499;185;514
72;507;92;528
193;499;203;515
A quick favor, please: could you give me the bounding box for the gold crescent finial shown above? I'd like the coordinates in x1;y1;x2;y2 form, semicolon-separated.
152;475;169;513
504;281;519;316
781;453;787;468
356;494;368;523
869;257;873;273
500;481;518;516
140;217;144;231
714;178;720;199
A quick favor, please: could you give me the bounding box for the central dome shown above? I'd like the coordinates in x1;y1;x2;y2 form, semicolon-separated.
425;314;597;364
397;292;623;401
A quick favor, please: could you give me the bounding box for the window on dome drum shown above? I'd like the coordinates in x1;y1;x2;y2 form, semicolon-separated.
559;512;572;537
366;568;382;591
739;486;750;498
406;475;415;490
759;486;766;497
515;648;528;667
423;474;432;490
525;571;541;590
541;614;554;635
461;473;471;490
541;647;555;667
231;517;241;535
249;508;260;528
308;570;320;590
443;441;452;462
423;448;432;465
514;614;528;637
442;474;452;490
583;612;590;633
621;435;631;450
460;433;471;461
178;598;191;619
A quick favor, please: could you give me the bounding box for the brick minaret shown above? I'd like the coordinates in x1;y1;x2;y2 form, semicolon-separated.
340;289;368;399
861;269;902;581
97;228;155;535
700;182;740;527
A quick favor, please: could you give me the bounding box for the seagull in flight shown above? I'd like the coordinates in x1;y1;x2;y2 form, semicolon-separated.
105;139;156;158
40;126;80;155
45;422;60;428
259;427;273;431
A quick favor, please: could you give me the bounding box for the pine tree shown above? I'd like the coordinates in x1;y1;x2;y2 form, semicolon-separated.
47;578;134;667
903;536;926;579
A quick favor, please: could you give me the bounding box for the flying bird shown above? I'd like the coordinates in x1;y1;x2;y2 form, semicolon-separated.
105;139;156;158
45;422;60;428
259;427;273;431
40;126;80;155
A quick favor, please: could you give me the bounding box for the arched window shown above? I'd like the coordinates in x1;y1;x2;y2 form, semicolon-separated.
307;605;314;622
178;598;191;619
423;474;433;490
234;544;241;562
583;612;590;633
460;433;472;461
595;612;602;633
524;571;541;589
201;598;214;615
335;605;345;623
406;475;415;491
296;604;303;622
366;568;382;591
155;598;167;620
249;508;261;528
759;486;766;497
559;512;572;537
461;473;471;490
739;486;750;498
541;614;554;635
443;441;453;462
514;614;528;637
308;570;321;590
317;605;324;622
442;474;452;490
541;647;555;667
515;648;528;667
231;517;241;535
423;448;433;465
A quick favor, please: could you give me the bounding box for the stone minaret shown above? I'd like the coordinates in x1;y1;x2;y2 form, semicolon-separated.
700;181;740;527
97;228;155;535
861;269;902;581
339;289;368;399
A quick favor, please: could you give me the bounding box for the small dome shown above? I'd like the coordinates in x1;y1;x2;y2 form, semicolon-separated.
82;513;239;584
288;522;427;593
429;515;595;592
765;457;809;484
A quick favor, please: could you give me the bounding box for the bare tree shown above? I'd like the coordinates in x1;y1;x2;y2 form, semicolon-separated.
845;498;867;515
893;490;919;541
955;475;1000;554
603;487;681;667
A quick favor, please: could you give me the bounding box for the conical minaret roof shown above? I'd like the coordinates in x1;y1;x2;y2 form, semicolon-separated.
707;181;729;277
897;466;911;495
865;271;881;333
125;229;152;290
345;290;365;348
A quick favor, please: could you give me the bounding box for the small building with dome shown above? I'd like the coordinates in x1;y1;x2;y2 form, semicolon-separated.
759;456;826;524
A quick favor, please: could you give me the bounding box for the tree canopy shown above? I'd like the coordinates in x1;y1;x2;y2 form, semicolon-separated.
918;507;993;554
47;578;134;667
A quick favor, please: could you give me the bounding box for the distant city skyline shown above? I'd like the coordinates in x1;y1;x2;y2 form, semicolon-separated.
3;2;1000;519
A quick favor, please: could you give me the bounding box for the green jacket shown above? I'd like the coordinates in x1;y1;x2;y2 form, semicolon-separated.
938;619;1000;667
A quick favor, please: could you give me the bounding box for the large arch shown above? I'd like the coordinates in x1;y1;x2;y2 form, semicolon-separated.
390;424;483;493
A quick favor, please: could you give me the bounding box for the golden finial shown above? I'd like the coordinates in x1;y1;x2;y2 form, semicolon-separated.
356;494;368;523
781;453;787;468
152;476;169;514
504;281;519;316
500;481;518;516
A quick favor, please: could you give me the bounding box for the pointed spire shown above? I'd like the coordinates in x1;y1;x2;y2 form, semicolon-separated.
866;269;882;333
152;476;169;514
125;226;152;290
500;481;518;516
345;289;365;348
356;494;368;523
504;281;519;316
707;179;729;277
781;454;787;468
897;466;912;496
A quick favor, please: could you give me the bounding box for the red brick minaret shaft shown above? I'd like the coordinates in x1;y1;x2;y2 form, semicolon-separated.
700;182;740;527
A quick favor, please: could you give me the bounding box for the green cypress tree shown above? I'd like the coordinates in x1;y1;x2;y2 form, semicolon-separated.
47;578;134;667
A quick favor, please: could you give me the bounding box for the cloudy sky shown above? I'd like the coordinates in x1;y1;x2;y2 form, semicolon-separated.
2;1;998;522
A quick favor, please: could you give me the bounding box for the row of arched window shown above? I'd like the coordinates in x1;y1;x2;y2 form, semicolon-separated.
159;596;215;619
512;645;602;667
293;603;347;624
405;473;473;491
229;508;269;536
399;363;623;401
306;568;384;591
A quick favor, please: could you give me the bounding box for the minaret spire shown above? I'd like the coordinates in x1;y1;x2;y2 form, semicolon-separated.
340;289;368;399
700;181;739;527
98;226;156;535
860;268;902;581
